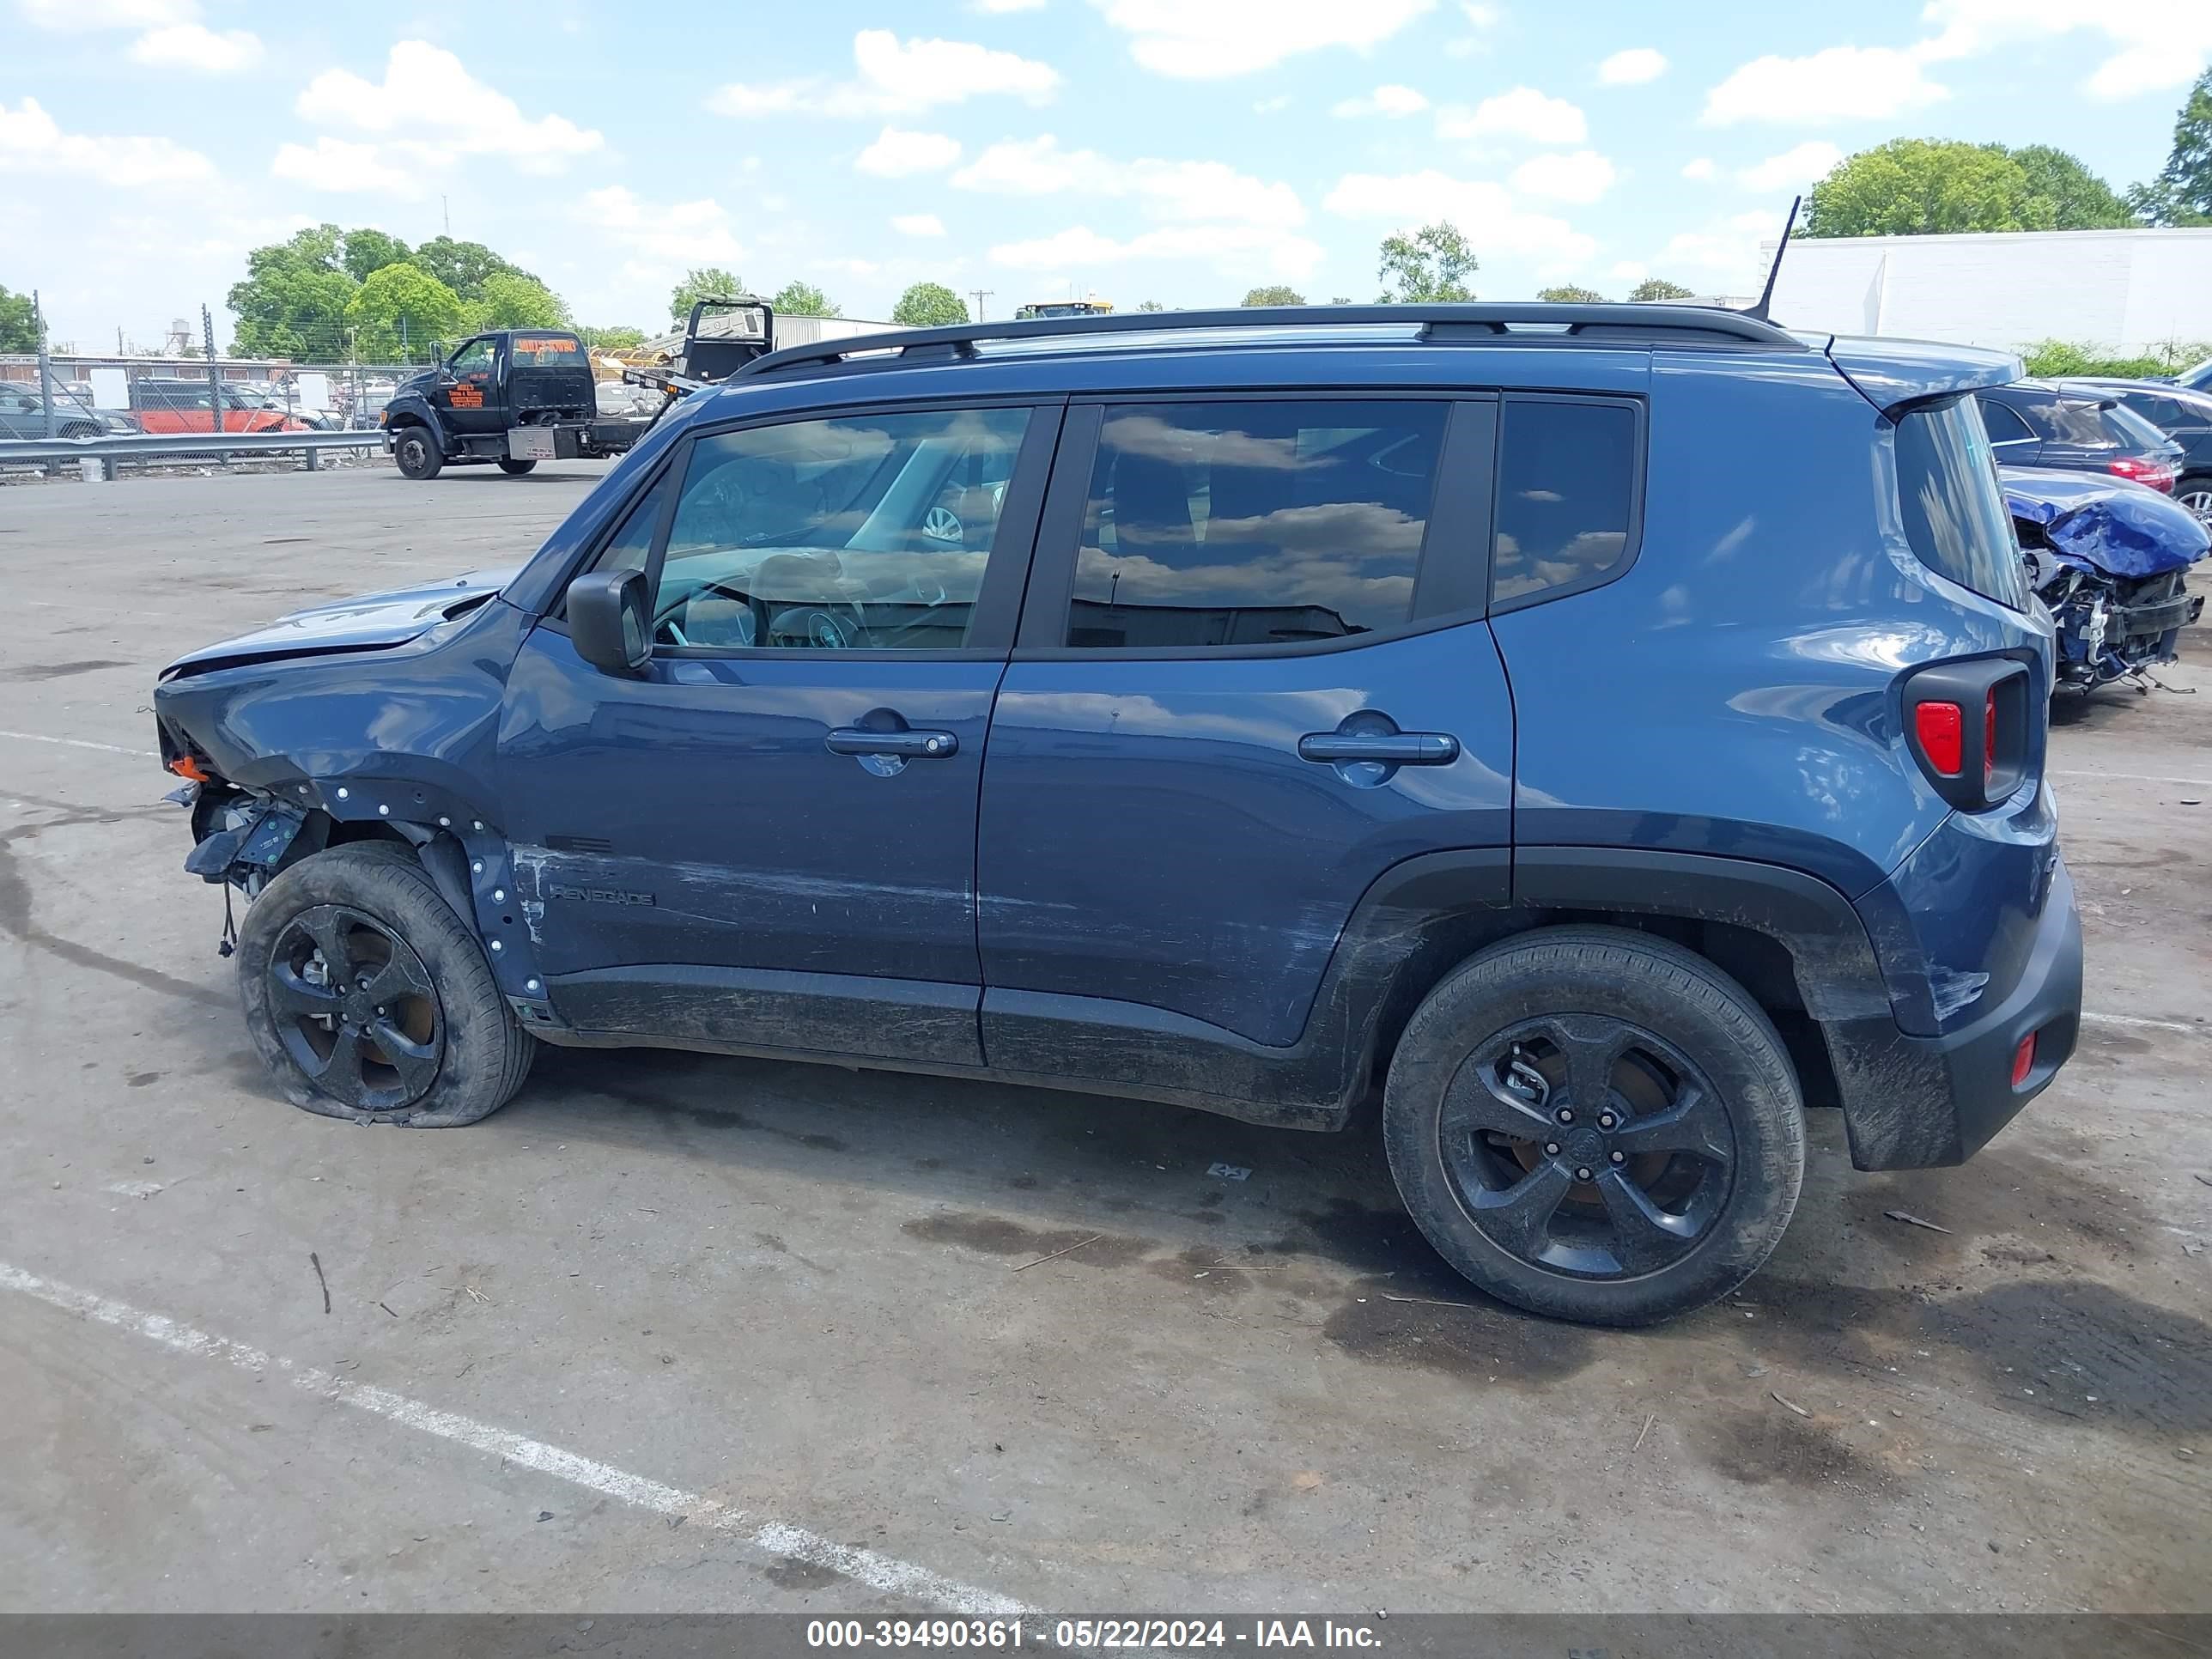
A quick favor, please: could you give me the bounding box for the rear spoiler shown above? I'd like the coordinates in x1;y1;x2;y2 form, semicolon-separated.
1826;337;2024;416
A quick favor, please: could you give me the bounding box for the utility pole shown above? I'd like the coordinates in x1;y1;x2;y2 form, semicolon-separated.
442;195;451;236
969;289;992;323
203;305;222;435
33;289;55;439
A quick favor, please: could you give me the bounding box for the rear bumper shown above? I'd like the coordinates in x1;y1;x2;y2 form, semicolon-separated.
1827;860;2082;1170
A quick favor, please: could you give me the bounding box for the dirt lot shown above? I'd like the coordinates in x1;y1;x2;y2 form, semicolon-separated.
1;466;2206;1614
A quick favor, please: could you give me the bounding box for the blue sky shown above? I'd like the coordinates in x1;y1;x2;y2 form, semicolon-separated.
4;0;2209;350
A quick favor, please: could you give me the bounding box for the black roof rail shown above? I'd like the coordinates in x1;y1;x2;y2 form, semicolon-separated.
736;302;1807;380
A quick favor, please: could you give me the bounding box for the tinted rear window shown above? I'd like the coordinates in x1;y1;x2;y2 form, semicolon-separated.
1895;397;2027;610
2024;397;2120;447
1492;398;1638;605
510;334;586;368
2105;403;2173;452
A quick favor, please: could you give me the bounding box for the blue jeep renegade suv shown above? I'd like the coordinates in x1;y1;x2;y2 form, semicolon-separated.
154;305;2083;1326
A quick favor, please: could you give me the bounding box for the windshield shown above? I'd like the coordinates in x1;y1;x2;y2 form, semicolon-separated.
2176;358;2212;392
509;333;587;368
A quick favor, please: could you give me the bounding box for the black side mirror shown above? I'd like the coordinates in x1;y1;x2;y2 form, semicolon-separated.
567;569;653;676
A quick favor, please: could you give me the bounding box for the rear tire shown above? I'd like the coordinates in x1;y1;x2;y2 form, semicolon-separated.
236;843;533;1127
497;458;538;476
2177;473;2212;530
1382;926;1804;1327
392;426;442;480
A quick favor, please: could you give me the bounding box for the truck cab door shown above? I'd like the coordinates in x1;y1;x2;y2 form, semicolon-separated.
438;337;502;442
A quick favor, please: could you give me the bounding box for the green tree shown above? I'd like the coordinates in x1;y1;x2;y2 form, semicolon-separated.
1536;283;1605;302
772;279;837;318
410;235;535;302
0;284;41;352
2130;69;2212;226
1241;284;1306;306
228;225;356;357
671;266;745;325
1135;299;1167;311
2010;146;2135;229
345;263;468;361
1803;138;2135;237
891;281;969;326
1629;276;1696;301
576;325;647;349
1376;222;1477;302
473;271;570;331
341;228;411;283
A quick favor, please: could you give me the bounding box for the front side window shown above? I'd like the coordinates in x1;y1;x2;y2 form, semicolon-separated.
650;405;1030;652
1492;398;1638;605
448;340;495;381
1062;400;1447;649
1894;395;2028;610
1975;397;2037;446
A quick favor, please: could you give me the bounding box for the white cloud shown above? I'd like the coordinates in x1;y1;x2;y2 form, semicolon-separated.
1437;87;1587;144
1254;94;1291;113
584;185;745;267
1680;156;1716;181
0;96;213;186
1510;149;1616;204
971;0;1047;9
1918;0;2212;100
856;127;962;176
892;213;948;236
989;222;1324;279
1607;259;1647;283
298;42;604;171
1701;46;1948;125
270;137;418;196
1088;0;1436;78
1333;84;1429;118
1324;169;1597;270
1460;2;1500;23
708;29;1059;118
1737;140;1843;192
952;137;1306;228
1656;210;1780;288
129;22;262;72
1597;47;1667;84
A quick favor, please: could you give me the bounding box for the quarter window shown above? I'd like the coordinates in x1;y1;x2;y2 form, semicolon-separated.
1062;400;1448;649
1492;399;1638;605
649;406;1030;652
1894;395;2028;611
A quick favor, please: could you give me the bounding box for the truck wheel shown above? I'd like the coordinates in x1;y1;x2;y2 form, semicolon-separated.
497;458;538;476
1382;926;1804;1327
234;844;534;1127
392;427;442;480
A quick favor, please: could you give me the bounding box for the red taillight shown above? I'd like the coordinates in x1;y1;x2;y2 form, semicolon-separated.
1984;690;1998;787
2011;1032;2036;1087
1914;701;1965;776
2109;456;2177;493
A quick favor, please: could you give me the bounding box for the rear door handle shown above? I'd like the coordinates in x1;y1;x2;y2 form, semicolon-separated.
1297;731;1459;765
825;727;959;759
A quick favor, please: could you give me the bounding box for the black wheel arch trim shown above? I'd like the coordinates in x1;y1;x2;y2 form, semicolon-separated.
383;396;448;455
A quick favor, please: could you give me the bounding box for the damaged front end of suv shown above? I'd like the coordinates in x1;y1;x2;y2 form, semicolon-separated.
154;566;551;1127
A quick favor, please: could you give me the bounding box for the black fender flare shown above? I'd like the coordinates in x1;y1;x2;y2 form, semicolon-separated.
383;396;449;456
1510;846;1898;1024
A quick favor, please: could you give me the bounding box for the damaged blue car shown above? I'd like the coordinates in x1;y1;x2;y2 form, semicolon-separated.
2002;466;2208;690
153;304;2085;1327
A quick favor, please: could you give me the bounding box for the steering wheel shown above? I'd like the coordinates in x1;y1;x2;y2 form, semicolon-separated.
770;605;860;648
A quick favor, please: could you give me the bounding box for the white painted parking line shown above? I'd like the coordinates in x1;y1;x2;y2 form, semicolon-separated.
0;1261;1033;1616
0;730;156;759
2081;1011;2209;1036
2051;769;2211;790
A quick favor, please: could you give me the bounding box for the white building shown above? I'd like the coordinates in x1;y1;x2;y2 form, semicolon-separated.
1765;227;2212;356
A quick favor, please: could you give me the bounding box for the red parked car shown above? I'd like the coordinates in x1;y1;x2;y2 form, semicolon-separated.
129;379;307;435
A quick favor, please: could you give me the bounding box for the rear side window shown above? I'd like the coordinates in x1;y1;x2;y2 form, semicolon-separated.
1063;400;1447;648
2027;398;2119;448
1975;398;2036;445
1894;397;2027;611
1492;398;1638;605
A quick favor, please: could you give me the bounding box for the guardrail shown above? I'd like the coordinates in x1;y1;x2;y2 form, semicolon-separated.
0;428;387;477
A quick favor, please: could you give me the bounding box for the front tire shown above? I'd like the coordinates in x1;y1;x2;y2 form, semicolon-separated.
1382;926;1805;1327
497;458;538;476
392;426;443;480
2177;473;2212;531
236;844;533;1127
